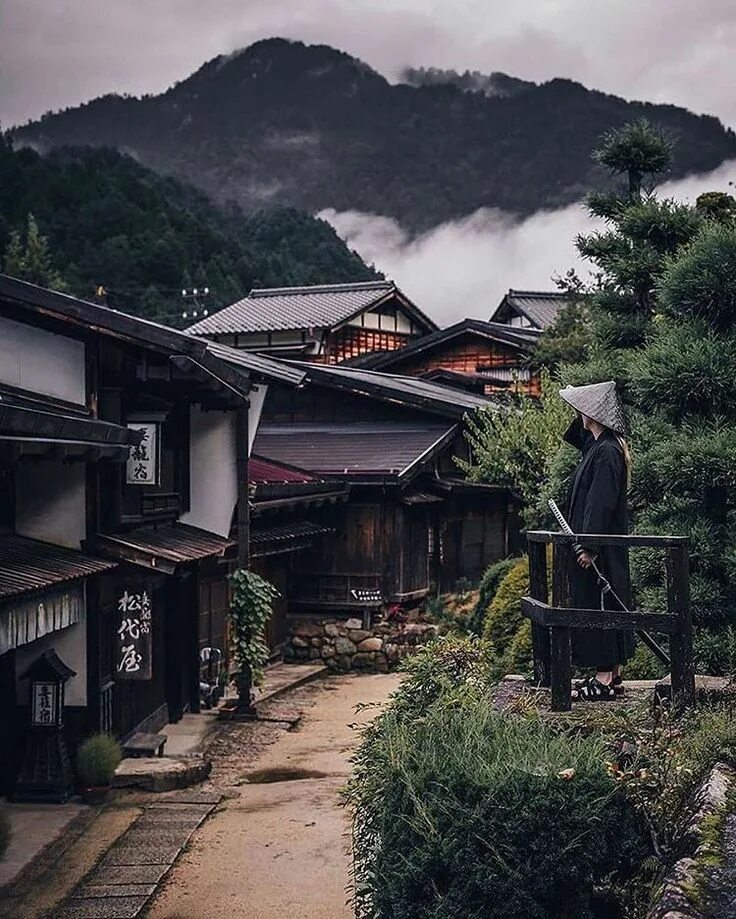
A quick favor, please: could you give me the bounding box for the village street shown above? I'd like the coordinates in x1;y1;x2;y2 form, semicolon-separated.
147;672;401;919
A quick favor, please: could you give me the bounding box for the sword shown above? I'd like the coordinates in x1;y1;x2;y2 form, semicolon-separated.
548;499;670;666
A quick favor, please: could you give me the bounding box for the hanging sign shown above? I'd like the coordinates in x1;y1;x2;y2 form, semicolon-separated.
126;422;159;485
115;588;153;680
32;681;59;726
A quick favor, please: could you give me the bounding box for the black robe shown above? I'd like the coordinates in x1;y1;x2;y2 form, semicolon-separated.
564;418;635;669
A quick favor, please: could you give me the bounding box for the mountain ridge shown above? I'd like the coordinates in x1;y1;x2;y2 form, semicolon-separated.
14;38;736;232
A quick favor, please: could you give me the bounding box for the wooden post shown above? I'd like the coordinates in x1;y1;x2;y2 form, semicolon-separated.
667;543;695;712
550;544;572;711
528;540;550;687
234;401;255;715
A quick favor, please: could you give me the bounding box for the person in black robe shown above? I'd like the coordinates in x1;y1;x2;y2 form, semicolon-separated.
559;381;634;700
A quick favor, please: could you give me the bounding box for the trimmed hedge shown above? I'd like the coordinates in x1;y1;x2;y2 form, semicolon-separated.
467;556;520;636
348;681;642;919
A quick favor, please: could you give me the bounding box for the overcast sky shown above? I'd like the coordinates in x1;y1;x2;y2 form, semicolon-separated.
2;0;735;129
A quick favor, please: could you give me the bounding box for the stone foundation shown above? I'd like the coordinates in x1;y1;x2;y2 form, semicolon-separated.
284;616;438;672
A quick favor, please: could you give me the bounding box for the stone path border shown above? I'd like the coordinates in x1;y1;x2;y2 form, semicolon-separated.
54;791;221;918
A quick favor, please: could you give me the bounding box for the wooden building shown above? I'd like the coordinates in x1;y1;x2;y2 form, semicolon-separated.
354;319;541;395
489;289;569;331
0;275;302;794
248;362;522;620
187;280;437;363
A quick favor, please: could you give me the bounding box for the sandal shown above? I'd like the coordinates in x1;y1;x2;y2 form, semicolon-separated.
612;675;625;696
572;677;616;702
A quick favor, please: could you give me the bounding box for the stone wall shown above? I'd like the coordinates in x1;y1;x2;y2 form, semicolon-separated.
284;615;438;672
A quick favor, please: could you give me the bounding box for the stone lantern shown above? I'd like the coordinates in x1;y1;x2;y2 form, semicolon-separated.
15;648;76;802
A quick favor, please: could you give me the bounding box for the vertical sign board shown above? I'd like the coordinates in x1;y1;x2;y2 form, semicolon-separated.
32;681;59;726
126;422;159;486
116;588;153;680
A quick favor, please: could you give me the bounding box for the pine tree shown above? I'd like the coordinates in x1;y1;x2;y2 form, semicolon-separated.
3;213;66;289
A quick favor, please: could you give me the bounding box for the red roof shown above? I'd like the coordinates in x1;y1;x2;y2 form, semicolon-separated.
249;455;316;484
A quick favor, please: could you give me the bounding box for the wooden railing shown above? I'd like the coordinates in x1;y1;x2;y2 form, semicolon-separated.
522;532;695;712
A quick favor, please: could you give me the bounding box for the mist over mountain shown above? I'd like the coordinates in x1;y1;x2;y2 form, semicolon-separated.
14;38;736;233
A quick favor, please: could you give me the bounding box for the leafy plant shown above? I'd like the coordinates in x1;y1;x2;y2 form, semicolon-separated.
228;567;279;688
347;690;641;919
76;734;122;786
467;556;519;636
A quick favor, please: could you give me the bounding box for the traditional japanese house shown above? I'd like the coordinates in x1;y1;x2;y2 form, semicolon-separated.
489;288;569;330
247;361;523;621
0;275;303;792
187;280;438;363
352;319;541;395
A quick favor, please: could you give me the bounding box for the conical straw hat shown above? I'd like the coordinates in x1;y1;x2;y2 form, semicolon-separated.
559;380;627;434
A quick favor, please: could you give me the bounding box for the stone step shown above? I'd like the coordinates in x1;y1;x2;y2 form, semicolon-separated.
112;754;211;793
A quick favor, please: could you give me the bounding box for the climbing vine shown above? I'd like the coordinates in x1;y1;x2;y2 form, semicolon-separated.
228;568;279;687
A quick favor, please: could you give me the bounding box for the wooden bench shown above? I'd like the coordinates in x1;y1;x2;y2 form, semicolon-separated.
521;531;695;713
122;732;167;758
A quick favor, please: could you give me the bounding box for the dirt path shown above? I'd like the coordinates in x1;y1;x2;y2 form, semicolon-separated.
147;672;401;919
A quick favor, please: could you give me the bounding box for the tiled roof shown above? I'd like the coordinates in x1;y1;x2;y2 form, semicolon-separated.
0;535;117;599
491;289;568;329
251;521;332;546
353;318;539;372
253;422;456;478
187;280;437;335
204;340;307;386
294;362;494;419
249;456;316;484
94;524;234;568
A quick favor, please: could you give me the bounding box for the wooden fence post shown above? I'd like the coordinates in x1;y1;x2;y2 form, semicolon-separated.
551;544;572;712
667;543;695;712
528;540;550;687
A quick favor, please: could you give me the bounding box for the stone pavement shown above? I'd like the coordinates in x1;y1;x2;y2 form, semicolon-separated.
54;791;220;919
0;801;87;889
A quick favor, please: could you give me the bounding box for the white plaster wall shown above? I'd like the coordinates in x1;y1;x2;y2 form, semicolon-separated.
0;316;86;404
180;386;267;538
181;407;238;537
15;462;86;549
14;607;88;706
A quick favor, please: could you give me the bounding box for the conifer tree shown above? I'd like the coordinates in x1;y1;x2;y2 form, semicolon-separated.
2;213;66;289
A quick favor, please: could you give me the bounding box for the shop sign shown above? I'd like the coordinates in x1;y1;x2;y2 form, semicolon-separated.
115;588;153;680
32;681;59;726
126;422;159;485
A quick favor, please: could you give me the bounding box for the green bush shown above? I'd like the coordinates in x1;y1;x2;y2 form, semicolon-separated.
348;692;641;919
467;556;519;635
0;807;10;862
483;557;530;651
76;734;122;786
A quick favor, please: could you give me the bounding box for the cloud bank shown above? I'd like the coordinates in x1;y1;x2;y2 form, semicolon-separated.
320;160;736;325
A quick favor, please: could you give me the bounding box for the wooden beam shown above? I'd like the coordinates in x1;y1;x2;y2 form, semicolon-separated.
521;597;679;633
236;403;250;568
526;531;689;548
666;544;695;711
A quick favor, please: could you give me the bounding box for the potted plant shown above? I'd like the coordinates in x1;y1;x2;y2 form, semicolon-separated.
76;734;122;803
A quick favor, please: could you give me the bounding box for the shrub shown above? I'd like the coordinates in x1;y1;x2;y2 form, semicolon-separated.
467;556;519;635
76;734;122;786
348;692;641;919
482;557;529;653
0;807;10;862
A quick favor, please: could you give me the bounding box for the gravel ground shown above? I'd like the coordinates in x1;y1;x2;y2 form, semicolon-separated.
146;672;401;919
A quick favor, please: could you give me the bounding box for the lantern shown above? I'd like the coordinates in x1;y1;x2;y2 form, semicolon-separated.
15;648;76;802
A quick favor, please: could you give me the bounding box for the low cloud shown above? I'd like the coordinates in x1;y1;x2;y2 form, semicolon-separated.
320;159;736;325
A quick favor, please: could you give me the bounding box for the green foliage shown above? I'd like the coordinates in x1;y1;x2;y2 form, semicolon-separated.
593;119;673;198
460;371;570;526
3;213;66;289
695;191;736;222
467;556;519;636
658;221;736;331
532;298;593;370
347;685;639;919
0;135;375;321
482;557;529;651
385;634;497;721
228;567;279;687
76;734;122;786
11;39;736;231
0;807;9;862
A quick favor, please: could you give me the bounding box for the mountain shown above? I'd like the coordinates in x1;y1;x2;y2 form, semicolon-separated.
400;66;535;98
0;137;376;322
13;39;736;232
